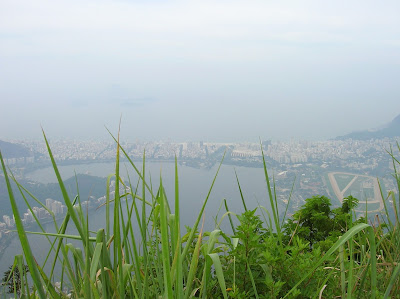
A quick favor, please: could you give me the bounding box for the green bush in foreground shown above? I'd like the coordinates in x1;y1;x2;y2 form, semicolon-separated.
0;134;399;298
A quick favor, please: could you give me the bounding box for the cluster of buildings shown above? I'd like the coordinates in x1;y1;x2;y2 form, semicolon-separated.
23;139;215;161
18;137;397;169
265;138;394;166
1;137;398;239
3;156;35;165
0;198;65;239
0;180;126;241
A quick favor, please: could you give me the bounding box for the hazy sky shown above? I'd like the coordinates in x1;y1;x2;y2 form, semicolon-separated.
1;0;399;142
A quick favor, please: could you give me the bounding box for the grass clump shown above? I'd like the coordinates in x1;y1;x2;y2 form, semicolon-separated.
1;134;400;298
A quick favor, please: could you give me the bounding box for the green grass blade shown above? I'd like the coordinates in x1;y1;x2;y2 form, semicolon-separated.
90;242;103;282
339;244;346;298
246;261;259;299
158;179;174;298
15;255;27;298
105;173;114;241
35;260;61;299
0;151;46;299
41;130;88;248
113;124;125;298
106;128;156;201
260;141;282;247
216;211;237;231
141;150;149;299
174;155;184;299
384;262;400;298
184;228;203;299
23;231;97;241
208;253;228;299
234;168;247;212
199;230;222;297
280;176;296;227
224;199;236;234
182;151;225;261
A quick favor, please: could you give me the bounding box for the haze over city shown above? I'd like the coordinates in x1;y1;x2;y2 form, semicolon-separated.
1;0;400;142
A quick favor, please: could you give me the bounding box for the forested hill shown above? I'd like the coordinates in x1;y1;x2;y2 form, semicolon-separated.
336;114;400;140
0;174;107;218
0;140;33;158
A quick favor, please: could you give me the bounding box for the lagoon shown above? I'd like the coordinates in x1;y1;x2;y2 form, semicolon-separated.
0;161;279;277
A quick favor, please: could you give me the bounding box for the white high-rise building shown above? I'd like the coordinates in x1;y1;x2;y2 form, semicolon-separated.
46;198;54;209
38;207;46;218
32;207;40;217
3;215;11;227
52;201;63;215
24;212;33;223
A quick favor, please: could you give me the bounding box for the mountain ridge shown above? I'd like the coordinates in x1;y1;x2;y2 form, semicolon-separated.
0;140;33;158
336;114;400;140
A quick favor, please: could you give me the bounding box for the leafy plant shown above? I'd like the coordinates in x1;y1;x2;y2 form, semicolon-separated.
228;208;268;297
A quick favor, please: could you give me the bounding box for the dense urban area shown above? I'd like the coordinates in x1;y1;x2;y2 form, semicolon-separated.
1;137;399;245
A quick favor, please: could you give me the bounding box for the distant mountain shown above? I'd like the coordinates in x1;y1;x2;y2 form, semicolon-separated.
336;114;400;140
0;140;33;158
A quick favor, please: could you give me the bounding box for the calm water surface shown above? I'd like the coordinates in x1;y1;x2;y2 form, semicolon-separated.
1;162;278;277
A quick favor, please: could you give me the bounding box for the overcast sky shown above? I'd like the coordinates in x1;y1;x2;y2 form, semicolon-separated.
1;0;399;142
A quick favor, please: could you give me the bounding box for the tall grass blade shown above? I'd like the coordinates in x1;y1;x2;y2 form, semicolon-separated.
184;227;203;299
174;155;184;299
281;176;296;227
384;262;400;298
158;179;174;298
339;243;346;298
234;169;247;212
224;199;236;234
208;253;228;299
141;150;149;298
35;260;61;299
113;123;124;298
260;142;282;247
0;151;46;299
246;261;259;299
182;151;225;261
106;128;156;200
41;130;88;248
105;173;114;241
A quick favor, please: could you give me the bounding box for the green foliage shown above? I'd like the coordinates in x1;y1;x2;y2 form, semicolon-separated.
227;209;268;296
283;195;364;251
284;195;333;248
214;209;338;298
1;137;400;298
